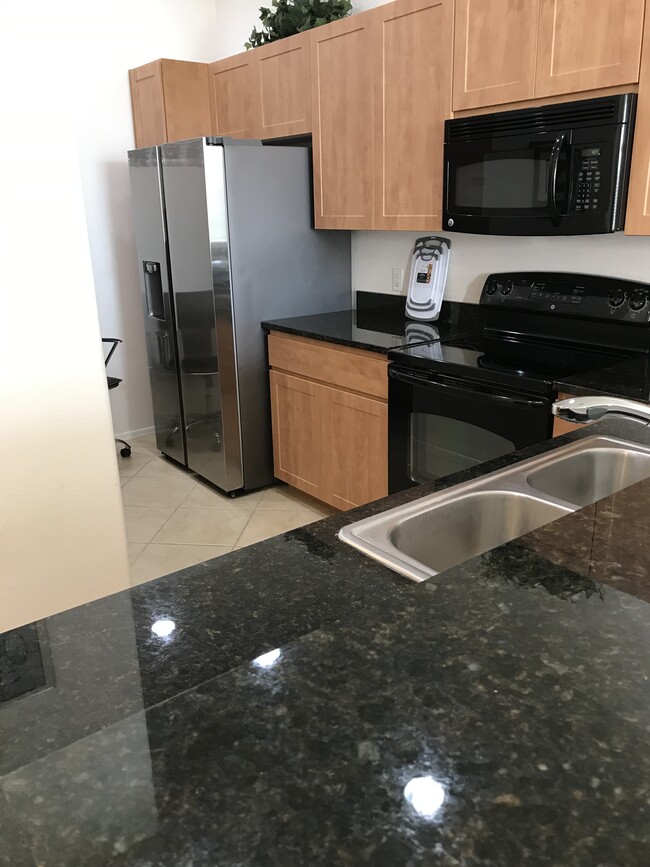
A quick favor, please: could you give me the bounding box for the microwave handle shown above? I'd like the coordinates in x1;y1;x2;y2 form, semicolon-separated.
547;134;566;226
389;368;548;408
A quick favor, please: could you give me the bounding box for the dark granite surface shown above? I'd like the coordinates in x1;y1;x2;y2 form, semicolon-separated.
262;291;483;354
264;290;650;401
555;353;650;401
2;418;650;864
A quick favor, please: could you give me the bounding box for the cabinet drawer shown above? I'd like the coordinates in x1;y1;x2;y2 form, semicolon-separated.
268;332;388;400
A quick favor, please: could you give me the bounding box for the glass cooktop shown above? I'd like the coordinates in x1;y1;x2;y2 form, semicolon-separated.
389;333;629;393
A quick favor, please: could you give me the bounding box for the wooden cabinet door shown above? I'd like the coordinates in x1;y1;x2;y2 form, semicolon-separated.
323;386;388;510
269;370;324;499
161;60;212;143
310;12;375;228
452;0;539;111
129;60;211;148
535;0;645;98
209;51;259;138
626;4;650;234
255;33;311;139
129;61;167;148
373;0;452;230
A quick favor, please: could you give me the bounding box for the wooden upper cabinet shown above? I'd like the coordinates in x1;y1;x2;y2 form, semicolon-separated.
535;0;645;98
373;0;452;230
255;32;311;138
625;1;650;234
311;13;376;229
453;0;540;111
129;60;211;148
208;51;259;138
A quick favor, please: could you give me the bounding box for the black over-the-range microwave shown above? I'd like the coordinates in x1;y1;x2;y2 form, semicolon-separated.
443;93;637;236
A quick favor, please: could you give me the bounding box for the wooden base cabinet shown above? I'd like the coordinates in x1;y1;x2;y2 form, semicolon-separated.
324;387;388;510
268;333;388;510
269;371;325;500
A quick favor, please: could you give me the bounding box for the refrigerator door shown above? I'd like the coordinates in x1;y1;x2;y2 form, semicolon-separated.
127;146;186;465
161;139;242;491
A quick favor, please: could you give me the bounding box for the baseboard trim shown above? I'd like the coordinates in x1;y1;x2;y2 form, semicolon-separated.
115;425;155;441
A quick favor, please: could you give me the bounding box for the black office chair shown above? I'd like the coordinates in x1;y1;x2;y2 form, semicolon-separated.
103;338;131;458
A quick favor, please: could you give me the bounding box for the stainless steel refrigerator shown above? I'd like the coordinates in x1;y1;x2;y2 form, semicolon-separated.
128;137;351;493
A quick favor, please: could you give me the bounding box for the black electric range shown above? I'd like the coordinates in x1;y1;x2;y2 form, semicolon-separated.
387;272;650;493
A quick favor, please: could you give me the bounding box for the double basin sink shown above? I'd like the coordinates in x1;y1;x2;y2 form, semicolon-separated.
339;437;650;582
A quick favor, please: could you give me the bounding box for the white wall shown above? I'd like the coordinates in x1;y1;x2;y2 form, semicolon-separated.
353;231;650;303
71;0;219;439
1;3;136;630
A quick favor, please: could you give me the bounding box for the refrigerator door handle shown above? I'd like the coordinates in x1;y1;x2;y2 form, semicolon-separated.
143;261;165;321
156;331;171;369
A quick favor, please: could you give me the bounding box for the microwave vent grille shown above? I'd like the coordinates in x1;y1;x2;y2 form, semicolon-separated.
447;97;630;141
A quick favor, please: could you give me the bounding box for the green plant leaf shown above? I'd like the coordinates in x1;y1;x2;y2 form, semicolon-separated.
244;0;352;48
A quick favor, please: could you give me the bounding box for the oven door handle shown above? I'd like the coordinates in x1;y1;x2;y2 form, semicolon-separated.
389;368;548;408
547;133;566;226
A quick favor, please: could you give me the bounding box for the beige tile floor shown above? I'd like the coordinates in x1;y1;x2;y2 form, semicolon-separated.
119;435;336;586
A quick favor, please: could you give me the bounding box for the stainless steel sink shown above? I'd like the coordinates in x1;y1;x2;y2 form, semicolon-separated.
526;446;650;507
339;436;650;582
388;491;570;577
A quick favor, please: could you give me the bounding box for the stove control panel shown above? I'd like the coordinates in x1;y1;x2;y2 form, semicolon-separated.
481;272;650;323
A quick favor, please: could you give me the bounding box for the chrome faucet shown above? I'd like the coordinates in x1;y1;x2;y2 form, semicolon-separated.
553;396;650;424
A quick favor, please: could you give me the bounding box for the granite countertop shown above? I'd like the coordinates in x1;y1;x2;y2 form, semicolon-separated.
3;419;650;864
264;291;650;401
555;354;650;401
262;291;483;354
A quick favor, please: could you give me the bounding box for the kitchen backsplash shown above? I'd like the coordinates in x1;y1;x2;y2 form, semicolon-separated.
352;231;650;304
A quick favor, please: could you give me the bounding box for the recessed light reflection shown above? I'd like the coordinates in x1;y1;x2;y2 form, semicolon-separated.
151;619;176;638
403;776;445;818
253;648;281;668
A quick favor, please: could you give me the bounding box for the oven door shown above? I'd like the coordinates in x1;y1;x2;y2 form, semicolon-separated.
444;130;571;236
388;366;553;494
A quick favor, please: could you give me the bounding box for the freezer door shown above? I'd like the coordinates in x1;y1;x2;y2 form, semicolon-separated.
160;139;242;491
128;147;186;465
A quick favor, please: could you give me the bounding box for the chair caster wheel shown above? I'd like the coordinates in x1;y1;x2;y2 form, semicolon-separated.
120;447;132;458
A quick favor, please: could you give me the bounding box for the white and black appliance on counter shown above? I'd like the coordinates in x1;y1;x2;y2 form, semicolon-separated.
388;272;650;494
128;138;351;494
443;94;637;236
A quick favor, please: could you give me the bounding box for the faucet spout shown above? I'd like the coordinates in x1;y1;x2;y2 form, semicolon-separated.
553;396;650;424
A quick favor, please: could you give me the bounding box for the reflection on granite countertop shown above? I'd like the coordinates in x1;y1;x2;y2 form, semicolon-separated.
2;418;650;865
262;291;483;354
555;354;650;401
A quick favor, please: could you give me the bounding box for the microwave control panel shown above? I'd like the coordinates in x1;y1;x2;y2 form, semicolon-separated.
482;272;650;322
573;147;603;214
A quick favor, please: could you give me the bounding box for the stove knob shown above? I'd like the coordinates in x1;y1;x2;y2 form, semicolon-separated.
485;282;498;296
629;291;648;311
500;280;513;296
608;289;626;308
